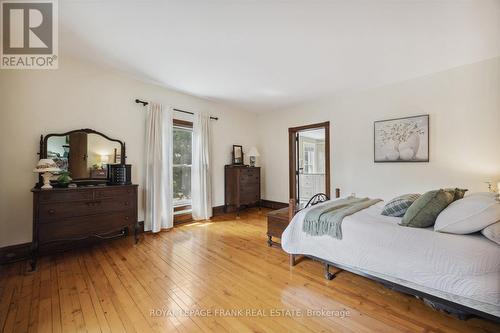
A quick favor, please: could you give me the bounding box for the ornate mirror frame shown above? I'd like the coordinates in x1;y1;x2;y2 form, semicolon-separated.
38;128;126;184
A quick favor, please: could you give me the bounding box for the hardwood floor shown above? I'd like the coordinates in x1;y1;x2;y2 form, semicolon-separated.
1;208;499;333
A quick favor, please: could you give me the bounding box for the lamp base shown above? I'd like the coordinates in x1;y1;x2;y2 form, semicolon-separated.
249;156;256;167
41;172;53;189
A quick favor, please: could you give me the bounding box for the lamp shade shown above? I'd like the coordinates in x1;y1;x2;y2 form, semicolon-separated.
248;147;260;157
100;154;109;164
33;159;61;173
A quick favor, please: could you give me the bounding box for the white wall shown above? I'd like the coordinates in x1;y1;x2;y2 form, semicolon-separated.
1;55;499;248
0;56;258;247
257;57;500;203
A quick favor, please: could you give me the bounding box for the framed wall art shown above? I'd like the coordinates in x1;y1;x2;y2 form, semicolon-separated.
374;115;429;162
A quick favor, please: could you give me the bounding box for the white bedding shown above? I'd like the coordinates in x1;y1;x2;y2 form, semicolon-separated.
282;199;500;317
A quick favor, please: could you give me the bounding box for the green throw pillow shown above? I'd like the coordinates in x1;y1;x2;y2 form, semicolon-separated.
400;190;455;228
381;194;421;217
443;188;468;201
453;188;468;200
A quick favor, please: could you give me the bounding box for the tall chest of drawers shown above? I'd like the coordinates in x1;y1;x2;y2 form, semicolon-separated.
224;165;261;215
31;184;138;269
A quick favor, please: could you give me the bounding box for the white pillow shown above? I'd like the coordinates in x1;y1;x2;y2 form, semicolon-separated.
482;222;500;245
434;195;500;234
466;192;499;199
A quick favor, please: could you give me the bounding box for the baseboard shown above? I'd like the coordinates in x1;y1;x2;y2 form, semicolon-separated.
137;221;144;233
212;200;288;216
261;200;288;210
0;242;31;265
212;204;255;215
212;205;225;216
174;213;193;225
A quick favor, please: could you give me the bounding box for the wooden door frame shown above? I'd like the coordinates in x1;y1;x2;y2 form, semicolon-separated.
288;121;331;203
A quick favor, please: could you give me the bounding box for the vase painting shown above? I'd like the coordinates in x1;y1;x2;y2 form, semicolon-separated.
374;115;429;162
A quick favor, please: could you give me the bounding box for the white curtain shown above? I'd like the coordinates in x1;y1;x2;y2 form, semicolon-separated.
145;103;173;232
191;112;212;220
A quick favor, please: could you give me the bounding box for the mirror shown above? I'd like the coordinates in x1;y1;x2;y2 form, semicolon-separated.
43;129;124;180
232;145;243;164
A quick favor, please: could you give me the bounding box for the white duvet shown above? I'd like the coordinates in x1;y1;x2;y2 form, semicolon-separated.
281;200;500;317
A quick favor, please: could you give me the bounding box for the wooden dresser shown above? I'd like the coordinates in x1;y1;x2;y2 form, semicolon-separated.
31;184;138;269
224;165;261;215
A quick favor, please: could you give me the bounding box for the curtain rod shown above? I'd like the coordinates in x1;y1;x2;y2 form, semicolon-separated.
135;99;219;120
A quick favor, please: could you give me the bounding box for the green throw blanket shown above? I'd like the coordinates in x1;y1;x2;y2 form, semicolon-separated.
303;197;382;239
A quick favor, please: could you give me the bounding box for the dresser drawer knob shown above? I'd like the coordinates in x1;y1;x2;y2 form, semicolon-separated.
124;201;129;206
125;216;129;220
48;209;55;214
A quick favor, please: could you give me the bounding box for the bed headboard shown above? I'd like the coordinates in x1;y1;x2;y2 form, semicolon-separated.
288;188;340;221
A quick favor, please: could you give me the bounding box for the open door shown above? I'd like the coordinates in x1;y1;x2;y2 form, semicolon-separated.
289;122;330;209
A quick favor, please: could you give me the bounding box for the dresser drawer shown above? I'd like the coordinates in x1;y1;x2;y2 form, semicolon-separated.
240;173;260;185
240;168;259;176
39;190;93;203
240;182;259;194
38;211;134;243
300;188;314;199
39;198;134;223
240;191;260;204
94;187;135;199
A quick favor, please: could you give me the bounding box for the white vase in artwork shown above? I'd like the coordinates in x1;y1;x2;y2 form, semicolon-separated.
398;133;420;159
386;149;400;161
382;141;400;161
399;148;414;161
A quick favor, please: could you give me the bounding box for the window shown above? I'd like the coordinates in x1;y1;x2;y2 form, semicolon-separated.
173;122;193;207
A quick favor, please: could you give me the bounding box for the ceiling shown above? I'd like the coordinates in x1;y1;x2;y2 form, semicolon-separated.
60;0;500;112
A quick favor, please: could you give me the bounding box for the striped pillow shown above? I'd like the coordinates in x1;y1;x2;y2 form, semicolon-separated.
381;194;421;217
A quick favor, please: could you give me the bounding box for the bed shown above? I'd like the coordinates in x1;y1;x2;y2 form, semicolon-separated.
281;198;500;321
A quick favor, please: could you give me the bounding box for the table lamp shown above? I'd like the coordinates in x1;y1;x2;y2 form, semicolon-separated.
248;147;260;167
100;154;109;168
34;159;61;189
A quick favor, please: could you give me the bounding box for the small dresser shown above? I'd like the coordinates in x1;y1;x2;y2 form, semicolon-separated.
224;165;261;215
31;184;138;269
